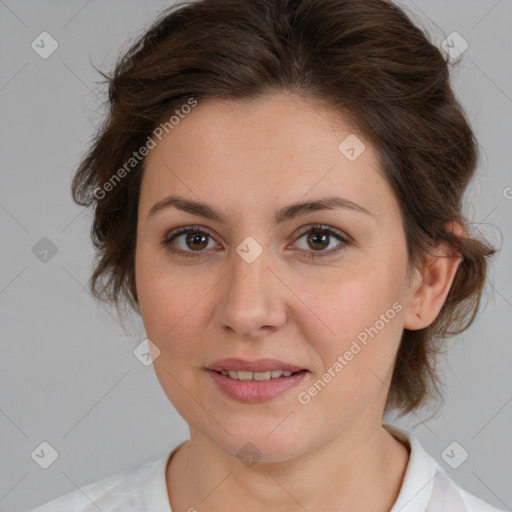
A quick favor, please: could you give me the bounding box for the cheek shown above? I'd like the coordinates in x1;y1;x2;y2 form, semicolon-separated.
300;261;403;347
293;260;405;403
294;290;403;426
135;247;218;373
136;248;185;341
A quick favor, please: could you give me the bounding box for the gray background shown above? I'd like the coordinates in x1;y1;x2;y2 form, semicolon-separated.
1;1;511;511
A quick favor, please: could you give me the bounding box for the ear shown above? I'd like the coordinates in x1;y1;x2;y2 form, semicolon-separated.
403;221;464;330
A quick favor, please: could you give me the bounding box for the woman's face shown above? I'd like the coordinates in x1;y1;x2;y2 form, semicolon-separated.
135;93;418;461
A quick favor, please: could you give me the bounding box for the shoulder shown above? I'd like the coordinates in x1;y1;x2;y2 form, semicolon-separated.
383;423;507;512
427;451;508;512
428;453;508;512
27;465;146;512
455;481;509;512
27;451;171;512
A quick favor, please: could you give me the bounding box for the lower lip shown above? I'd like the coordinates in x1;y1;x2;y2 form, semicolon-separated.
206;369;308;403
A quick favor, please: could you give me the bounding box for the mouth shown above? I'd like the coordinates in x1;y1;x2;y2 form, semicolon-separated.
213;369;305;380
205;357;306;373
204;358;309;403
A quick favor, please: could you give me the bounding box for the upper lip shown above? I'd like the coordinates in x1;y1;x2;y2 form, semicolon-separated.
206;358;305;373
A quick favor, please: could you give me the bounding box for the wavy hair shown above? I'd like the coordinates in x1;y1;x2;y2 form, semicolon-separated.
71;0;497;418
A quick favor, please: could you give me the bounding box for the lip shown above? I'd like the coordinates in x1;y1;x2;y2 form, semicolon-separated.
205;357;305;373
206;368;308;403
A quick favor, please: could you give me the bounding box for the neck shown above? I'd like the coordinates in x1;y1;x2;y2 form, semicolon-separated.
166;421;410;512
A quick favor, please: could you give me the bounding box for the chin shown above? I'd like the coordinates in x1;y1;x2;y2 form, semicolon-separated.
199;415;317;465
220;436;308;464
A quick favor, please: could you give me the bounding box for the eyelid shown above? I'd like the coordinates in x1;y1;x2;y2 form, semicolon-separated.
162;224;220;248
164;223;351;243
292;223;351;244
162;223;352;258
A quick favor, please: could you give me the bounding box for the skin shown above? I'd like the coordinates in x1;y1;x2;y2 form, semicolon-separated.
135;93;462;512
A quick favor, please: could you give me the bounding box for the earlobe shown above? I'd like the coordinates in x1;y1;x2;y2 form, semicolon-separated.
403;222;464;331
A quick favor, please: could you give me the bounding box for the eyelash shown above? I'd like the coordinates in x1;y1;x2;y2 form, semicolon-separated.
161;224;351;260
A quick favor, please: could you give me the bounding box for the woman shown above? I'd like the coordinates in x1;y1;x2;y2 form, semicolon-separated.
29;0;505;510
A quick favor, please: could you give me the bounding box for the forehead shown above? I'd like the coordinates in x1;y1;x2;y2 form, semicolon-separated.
140;93;398;224
146;93;362;162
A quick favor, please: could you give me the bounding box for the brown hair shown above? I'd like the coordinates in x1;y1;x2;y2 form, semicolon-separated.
71;0;497;418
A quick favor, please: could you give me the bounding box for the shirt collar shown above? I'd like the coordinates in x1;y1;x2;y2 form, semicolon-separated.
384;422;439;512
142;442;187;512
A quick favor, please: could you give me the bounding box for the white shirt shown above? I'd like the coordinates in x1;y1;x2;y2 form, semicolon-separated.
28;423;506;512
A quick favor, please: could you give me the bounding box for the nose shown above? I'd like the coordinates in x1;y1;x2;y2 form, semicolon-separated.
215;246;288;339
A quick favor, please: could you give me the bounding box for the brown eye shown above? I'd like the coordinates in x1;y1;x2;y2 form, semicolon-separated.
162;226;217;258
162;224;351;260
294;224;350;260
306;230;330;251
183;231;209;251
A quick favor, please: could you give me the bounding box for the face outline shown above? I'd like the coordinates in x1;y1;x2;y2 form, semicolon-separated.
134;92;454;462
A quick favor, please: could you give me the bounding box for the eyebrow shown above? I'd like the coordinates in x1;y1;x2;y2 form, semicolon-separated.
148;194;374;224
